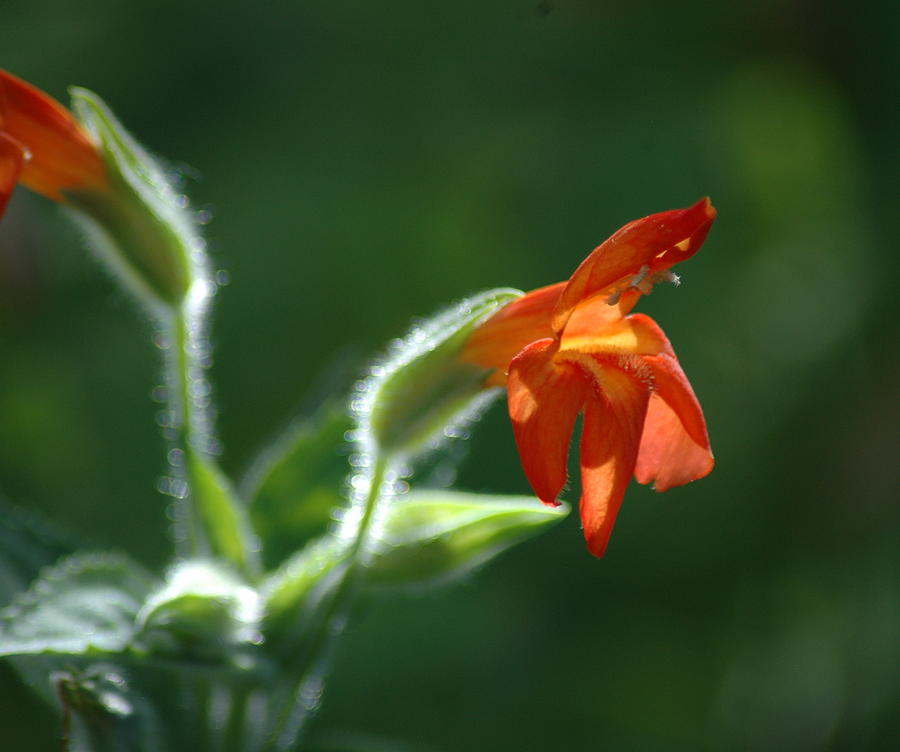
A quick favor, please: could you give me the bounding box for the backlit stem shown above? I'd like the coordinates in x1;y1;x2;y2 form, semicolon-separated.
163;304;210;558
264;452;393;751
160;279;258;576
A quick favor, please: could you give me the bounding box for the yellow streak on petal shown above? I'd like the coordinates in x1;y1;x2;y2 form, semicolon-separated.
559;318;666;358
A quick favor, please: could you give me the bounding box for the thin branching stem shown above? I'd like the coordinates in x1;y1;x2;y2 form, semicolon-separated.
264;452;392;751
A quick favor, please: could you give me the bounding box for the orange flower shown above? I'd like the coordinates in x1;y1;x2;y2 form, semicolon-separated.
0;70;107;218
462;199;716;556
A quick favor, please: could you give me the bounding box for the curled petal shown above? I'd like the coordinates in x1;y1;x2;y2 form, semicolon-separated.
579;364;649;557
644;352;711;452
552;198;716;334
0;70;106;200
653;213;714;272
507;338;588;504
620;314;713;490
635;392;714;492
625;314;710;450
634;351;713;490
462;281;563;386
0;133;26;219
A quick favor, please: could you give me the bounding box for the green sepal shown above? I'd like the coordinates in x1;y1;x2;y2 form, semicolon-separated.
363;288;522;457
134;559;260;665
66;87;200;312
366;490;568;589
245;405;352;570
260;536;349;655
0;552;155;658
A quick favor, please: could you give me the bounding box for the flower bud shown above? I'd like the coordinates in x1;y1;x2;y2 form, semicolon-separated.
359;288;522;457
67;88;199;312
135;560;261;663
367;490;568;588
0;72;202;313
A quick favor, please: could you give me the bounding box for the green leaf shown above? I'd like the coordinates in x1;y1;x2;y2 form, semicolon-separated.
362;288;522;457
186;451;260;578
245;405;353;570
0;552;155;658
366;490;568;588
0;497;78;607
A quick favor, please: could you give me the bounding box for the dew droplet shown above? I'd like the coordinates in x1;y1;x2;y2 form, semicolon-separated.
155;410;177;428
153;331;171;350
349;474;369;492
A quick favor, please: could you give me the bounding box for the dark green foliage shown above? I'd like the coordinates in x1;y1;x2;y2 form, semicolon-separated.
0;552;154;659
246;405;353;570
0;497;78;607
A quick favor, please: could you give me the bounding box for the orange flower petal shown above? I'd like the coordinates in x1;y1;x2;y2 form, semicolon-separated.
551;198;716;334
625;313;710;450
634;392;714;492
507;337;589;504
578;364;649;557
559;299;669;357
612;313;713;490
653;213;714;272
0;70;106;201
556;288;639;344
0;132;25;219
461;281;563;385
644;352;711;452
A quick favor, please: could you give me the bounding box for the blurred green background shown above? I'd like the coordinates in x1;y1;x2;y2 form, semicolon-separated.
1;0;898;749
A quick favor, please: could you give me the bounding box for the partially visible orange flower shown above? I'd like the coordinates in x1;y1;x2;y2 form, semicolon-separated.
0;70;107;218
462;199;716;556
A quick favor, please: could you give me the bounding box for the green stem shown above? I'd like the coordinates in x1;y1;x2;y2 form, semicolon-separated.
166;308;206;557
192;677;212;752
264;453;392;751
348;453;390;561
163;305;259;575
222;686;250;752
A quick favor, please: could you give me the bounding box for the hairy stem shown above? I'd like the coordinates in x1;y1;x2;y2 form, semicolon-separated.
157;311;191;555
161;295;258;576
264;453;392;751
164;307;208;557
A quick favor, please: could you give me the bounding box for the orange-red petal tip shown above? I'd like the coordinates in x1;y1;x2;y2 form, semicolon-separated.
0;132;26;219
0;70;107;201
551;198;717;334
